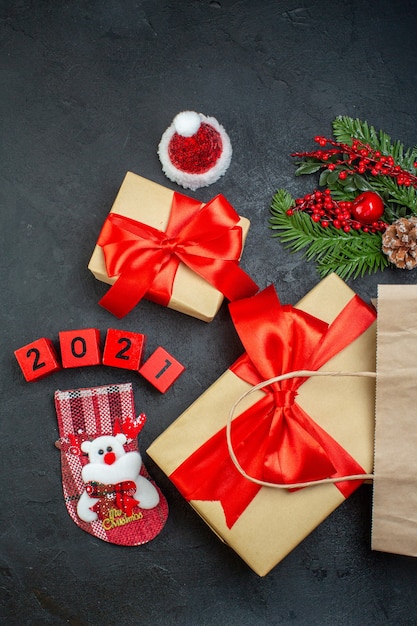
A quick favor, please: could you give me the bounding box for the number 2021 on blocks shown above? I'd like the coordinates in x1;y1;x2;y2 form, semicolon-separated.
14;328;185;392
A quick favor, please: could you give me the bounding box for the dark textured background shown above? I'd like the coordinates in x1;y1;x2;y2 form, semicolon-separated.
2;1;417;624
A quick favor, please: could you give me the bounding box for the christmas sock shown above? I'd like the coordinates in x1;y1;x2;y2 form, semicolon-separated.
54;382;168;545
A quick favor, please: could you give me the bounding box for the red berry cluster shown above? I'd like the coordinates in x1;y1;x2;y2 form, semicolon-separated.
286;189;388;233
293;137;417;188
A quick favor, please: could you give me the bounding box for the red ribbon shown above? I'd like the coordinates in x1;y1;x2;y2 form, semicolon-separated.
169;285;376;529
96;192;259;318
87;480;139;519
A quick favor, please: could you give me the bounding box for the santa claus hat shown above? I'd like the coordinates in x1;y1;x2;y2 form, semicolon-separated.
158;111;232;191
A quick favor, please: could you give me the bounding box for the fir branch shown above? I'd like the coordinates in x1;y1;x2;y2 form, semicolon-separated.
316;252;389;279
326;173;417;217
269;119;417;278
315;235;389;279
269;189;388;279
333;116;417;172
358;175;417;215
332;116;379;146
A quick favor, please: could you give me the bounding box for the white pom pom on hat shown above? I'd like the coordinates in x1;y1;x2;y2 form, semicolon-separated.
158;111;232;191
173;111;201;137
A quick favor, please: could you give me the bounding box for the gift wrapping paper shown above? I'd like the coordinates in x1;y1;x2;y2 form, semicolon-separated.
88;172;256;321
147;274;377;576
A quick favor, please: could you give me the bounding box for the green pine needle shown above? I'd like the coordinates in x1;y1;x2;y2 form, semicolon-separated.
333;115;417;173
269;189;388;279
269;118;417;277
320;116;417;217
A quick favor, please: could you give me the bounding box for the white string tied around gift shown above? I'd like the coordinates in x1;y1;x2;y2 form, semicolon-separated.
226;370;376;490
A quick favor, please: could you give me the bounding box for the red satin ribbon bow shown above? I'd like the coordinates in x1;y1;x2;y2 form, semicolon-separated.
170;285;376;529
97;192;259;318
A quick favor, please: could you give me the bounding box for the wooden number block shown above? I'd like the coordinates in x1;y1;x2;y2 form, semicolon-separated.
139;347;185;393
14;337;61;382
59;328;101;368
102;329;146;371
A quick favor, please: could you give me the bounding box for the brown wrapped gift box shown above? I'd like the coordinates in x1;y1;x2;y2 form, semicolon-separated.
88;172;251;322
147;274;377;576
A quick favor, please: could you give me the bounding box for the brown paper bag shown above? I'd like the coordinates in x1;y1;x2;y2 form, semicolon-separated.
372;284;417;556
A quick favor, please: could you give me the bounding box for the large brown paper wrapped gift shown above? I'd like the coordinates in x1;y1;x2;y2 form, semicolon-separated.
88;172;256;322
147;274;377;576
372;285;417;557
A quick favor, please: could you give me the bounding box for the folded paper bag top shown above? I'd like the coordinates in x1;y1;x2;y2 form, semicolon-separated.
88;172;258;321
147;274;377;575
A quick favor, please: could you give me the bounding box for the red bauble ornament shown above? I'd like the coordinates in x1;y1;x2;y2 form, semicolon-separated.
351;191;384;224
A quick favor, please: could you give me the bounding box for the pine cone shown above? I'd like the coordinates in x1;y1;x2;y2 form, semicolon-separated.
382;217;417;269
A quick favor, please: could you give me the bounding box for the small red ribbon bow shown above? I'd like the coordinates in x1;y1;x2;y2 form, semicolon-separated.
170;284;376;528
86;480;139;519
97;192;259;318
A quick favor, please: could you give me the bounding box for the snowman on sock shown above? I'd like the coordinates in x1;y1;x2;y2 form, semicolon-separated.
77;432;159;523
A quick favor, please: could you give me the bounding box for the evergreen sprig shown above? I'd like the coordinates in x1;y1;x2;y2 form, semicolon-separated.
329;116;417;216
332;116;417;172
269;117;417;278
294;116;417;218
270;189;389;279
